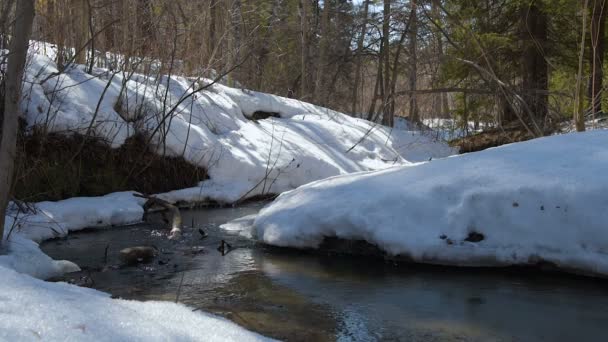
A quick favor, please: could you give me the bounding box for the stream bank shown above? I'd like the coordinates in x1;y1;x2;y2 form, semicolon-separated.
42;203;608;342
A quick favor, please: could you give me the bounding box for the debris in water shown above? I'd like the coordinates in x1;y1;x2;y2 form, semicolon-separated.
119;246;158;265
217;240;232;256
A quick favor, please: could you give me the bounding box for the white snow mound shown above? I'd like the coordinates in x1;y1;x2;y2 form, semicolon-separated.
253;131;608;276
21;47;455;204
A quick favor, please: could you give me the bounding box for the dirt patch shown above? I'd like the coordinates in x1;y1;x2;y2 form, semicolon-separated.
451;127;534;153
13;131;207;202
250;111;280;121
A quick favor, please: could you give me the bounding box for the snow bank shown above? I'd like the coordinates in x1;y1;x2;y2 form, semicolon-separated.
253;131;608;277
0;264;272;341
8;192;146;243
21;49;455;204
1;195;272;341
1;192;144;279
0;234;80;279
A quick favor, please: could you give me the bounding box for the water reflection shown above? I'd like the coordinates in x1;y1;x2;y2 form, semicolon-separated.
257;251;608;341
42;204;608;342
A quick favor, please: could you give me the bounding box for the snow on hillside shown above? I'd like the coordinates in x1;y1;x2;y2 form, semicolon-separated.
20;48;455;204
0;45;456;341
252;130;608;277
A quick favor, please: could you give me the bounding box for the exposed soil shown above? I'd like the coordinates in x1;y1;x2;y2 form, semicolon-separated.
13;131;207;202
451;126;534;153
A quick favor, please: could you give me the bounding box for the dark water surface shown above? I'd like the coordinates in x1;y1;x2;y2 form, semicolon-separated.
42;203;608;341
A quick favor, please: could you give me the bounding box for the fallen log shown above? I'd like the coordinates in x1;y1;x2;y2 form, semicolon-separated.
134;193;182;240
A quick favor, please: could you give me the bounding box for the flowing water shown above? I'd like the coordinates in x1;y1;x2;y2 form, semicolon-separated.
42;203;608;341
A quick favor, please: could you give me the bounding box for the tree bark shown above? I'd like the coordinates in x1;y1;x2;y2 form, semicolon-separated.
575;0;590;131
208;0;218;64
0;0;35;247
351;0;370;114
229;0;242;87
408;0;419;123
72;0;89;65
389;8;414;117
381;0;392;126
314;0;331;105
432;0;449;116
588;0;607;117
0;0;15;49
300;0;311;100
521;0;548;128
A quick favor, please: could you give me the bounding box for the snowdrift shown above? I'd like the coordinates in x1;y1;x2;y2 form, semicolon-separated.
253;131;608;277
20;46;455;204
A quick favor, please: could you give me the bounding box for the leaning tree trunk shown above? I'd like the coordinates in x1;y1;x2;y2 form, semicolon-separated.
521;1;548;130
0;0;35;247
588;0;607;118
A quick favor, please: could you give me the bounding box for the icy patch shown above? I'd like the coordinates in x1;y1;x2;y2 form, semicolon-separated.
220;214;257;239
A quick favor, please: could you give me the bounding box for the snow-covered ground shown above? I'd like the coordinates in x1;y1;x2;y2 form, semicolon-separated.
0;43;457;340
252;130;608;277
0;263;272;341
21;46;455;204
0;193;273;341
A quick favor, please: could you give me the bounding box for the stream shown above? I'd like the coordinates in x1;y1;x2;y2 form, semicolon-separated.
42;203;608;341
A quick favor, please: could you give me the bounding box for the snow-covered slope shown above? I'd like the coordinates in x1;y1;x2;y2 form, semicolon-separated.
0;45;457;340
252;131;608;277
21;49;455;203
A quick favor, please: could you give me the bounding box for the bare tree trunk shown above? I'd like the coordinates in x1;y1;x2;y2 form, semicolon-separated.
432;0;449;116
389;9;413;117
300;0;311;100
72;0;89;65
381;0;392;126
351;0;370;114
0;0;35;246
228;0;242;87
314;0;331;105
521;0;548;129
209;0;218;64
588;0;607;118
575;0;590;132
366;53;383;121
138;0;155;57
408;0;419;123
0;0;15;49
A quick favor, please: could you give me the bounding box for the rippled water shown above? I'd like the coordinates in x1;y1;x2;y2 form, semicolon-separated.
42;204;608;341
